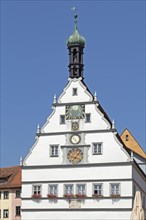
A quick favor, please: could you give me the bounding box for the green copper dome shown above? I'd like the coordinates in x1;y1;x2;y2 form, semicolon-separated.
67;14;86;47
67;29;85;47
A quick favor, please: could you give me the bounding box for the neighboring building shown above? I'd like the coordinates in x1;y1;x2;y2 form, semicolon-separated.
0;166;21;220
121;128;146;174
21;14;146;220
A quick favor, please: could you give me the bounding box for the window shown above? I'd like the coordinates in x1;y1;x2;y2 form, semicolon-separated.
72;88;78;96
16;190;21;198
16;206;21;216
60;115;65;124
76;184;86;195
93;184;103;196
50;145;58;157
3;209;9;218
93;143;102;155
64;184;73;195
110;183;120;196
33;185;41;195
85;113;91;123
3;191;9;199
49;185;58;195
126;135;129;141
0;178;7;184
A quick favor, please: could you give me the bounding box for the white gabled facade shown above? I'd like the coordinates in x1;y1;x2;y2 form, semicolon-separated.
21;13;146;220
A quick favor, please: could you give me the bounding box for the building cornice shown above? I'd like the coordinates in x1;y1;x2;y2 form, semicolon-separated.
21;207;132;212
22;178;132;184
37;129;116;137
22;161;132;169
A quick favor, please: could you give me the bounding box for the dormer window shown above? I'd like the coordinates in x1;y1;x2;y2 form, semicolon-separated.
72;88;78;96
126;135;129;141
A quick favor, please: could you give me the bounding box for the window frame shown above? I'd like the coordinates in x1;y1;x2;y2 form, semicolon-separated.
60;115;65;124
3;209;9;218
85;113;91;123
64;184;74;195
50;145;59;157
32;185;41;195
15;206;21;216
15;190;21;198
48;184;58;196
72;88;78;96
76;184;86;195
110;183;120;196
92;142;103;155
93;183;103;196
3;191;9;199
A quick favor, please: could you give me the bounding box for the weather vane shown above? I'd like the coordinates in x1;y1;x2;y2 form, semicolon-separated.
71;6;78;30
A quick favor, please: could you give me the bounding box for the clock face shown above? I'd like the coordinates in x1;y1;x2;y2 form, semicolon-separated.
66;105;85;120
70;134;81;144
67;148;83;164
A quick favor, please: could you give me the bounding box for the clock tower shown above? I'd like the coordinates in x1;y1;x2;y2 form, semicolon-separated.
67;14;85;79
22;11;146;220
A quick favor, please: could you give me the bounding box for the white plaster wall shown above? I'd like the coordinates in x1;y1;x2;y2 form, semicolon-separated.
58;79;93;103
22;166;132;182
21;210;131;220
86;132;130;163
24;135;65;166
24;131;130;166
42;104;110;133
22;198;132;209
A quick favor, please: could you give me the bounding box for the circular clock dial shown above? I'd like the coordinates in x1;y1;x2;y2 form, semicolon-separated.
70;134;81;144
67;148;83;164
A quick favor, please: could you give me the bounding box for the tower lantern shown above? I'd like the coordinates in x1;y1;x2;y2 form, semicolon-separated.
67;13;86;79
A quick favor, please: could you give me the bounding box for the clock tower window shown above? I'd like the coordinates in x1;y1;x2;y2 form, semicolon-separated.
72;88;78;96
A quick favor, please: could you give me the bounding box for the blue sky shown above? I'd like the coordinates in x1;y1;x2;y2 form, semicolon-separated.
1;0;145;167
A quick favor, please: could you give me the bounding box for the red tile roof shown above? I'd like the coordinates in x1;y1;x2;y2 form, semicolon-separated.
0;166;21;189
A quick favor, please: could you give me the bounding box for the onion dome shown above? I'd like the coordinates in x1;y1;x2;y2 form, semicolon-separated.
67;14;86;47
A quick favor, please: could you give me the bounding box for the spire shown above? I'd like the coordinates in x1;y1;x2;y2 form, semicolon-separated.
37;124;40;134
94;91;97;101
72;7;78;31
53;94;57;104
74;14;78;31
20;156;23;166
67;7;86;79
112;119;115;129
